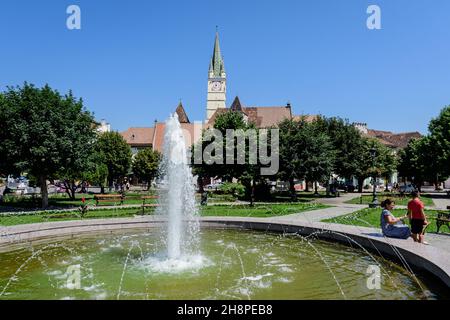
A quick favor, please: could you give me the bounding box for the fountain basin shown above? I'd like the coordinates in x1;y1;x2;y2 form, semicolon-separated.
0;217;449;300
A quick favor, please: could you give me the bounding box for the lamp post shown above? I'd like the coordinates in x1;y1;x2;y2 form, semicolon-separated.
369;147;379;208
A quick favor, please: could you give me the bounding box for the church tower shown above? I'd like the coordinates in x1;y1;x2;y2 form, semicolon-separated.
206;31;227;122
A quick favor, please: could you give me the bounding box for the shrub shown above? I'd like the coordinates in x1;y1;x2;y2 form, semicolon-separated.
219;182;245;198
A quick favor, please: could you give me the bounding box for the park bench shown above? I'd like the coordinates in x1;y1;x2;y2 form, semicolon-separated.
436;206;450;234
141;195;159;214
94;194;124;206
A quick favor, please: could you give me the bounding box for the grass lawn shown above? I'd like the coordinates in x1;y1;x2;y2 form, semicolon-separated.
0;192;158;208
345;194;435;207
1;190;329;209
323;208;449;234
201;202;328;217
202;191;333;204
0;203;328;227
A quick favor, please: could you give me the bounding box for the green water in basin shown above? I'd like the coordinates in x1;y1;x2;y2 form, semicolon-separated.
0;228;447;300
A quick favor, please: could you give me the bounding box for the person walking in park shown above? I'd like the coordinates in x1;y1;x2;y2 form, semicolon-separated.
380;199;411;239
407;191;429;244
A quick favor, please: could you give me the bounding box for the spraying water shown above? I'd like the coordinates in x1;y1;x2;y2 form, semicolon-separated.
156;113;200;263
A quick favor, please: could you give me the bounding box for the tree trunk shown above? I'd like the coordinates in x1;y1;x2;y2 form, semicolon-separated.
288;177;297;201
64;180;77;200
40;175;48;209
325;180;330;197
198;176;204;194
314;181;319;195
304;180;309;192
357;177;364;193
100;185;105;194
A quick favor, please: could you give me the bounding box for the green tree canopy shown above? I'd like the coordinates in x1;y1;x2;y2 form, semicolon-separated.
398;136;447;189
278;117;335;196
192;111;263;203
314;116;365;180
96;131;132;188
132;148;161;189
0;83;96;208
428;105;450;180
353;138;395;192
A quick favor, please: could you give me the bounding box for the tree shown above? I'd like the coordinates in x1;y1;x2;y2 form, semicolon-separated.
306;120;335;194
96;131;132;189
354;138;394;193
58;148;109;199
398;136;446;190
132;148;161;189
192;111;262;204
314;116;365;180
278;118;334;197
379;146;398;191
0;83;96;208
428;106;450;181
278;118;302;196
83;150;109;194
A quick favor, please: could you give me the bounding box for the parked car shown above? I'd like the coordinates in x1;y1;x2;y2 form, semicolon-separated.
205;182;223;191
334;181;356;192
399;184;417;194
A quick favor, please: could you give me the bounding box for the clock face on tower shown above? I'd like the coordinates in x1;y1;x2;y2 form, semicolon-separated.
211;81;222;91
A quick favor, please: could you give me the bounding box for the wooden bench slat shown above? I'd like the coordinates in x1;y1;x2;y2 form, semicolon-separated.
140;196;159;214
94;194;124;206
94;195;123;199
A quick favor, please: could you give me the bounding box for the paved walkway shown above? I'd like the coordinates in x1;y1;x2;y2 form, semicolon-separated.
432;196;450;210
268;192;450;254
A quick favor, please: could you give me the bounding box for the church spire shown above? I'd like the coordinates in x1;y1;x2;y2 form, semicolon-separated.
210;30;225;78
206;29;227;122
175;102;190;123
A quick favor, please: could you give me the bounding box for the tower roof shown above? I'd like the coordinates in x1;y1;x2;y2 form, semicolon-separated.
175;102;190;123
230;96;244;113
210;31;225;77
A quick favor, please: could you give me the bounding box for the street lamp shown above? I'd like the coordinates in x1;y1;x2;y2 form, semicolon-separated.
369;147;379;208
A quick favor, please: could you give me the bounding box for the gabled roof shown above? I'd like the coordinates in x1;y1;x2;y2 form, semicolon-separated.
175;102;190;123
120;127;154;146
151;122;202;153
366;129;422;149
230;96;244;113
207;96;293;128
244;106;292;127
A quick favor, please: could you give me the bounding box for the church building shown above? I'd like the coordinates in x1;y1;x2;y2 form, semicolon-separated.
121;31;296;154
121;32;420;157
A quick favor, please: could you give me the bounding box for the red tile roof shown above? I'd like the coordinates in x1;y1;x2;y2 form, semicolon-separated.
208;97;292;128
366;129;422;149
120;127;154;146
151;122;203;152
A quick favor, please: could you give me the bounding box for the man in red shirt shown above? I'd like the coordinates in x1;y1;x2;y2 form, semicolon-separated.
407;191;429;244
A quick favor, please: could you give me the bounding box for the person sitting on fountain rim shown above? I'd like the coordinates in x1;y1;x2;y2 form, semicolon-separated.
380;199;411;239
407;191;429;245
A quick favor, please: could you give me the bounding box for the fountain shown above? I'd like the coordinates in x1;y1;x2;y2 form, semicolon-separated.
147;113;202;271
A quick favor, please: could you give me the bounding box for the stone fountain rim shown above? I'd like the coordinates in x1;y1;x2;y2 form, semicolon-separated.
0;216;449;289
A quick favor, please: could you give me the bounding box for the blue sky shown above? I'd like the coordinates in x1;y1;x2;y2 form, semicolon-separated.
1;0;449;134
